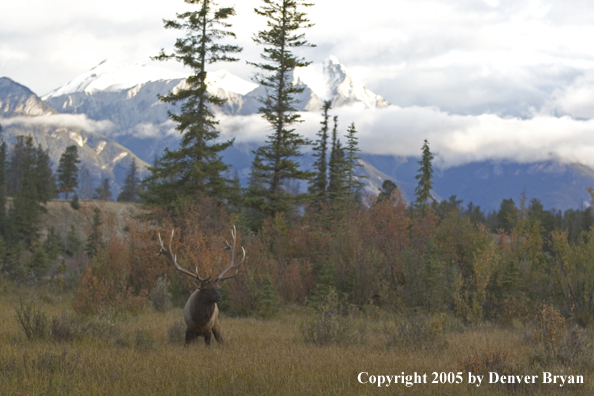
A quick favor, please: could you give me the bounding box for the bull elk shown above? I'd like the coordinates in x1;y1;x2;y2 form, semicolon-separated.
157;226;245;346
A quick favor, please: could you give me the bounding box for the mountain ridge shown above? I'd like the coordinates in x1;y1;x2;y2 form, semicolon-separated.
0;77;149;197
4;60;594;211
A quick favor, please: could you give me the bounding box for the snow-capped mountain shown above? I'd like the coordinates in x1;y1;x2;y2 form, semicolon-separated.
0;77;149;197
3;64;593;210
293;56;390;110
42;60;190;99
43;57;389;162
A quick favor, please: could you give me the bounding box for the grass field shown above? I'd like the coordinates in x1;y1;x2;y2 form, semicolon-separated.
0;283;591;396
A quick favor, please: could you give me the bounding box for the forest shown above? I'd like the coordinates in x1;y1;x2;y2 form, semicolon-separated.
1;0;594;394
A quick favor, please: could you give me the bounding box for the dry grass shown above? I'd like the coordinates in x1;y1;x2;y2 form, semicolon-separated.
0;285;591;395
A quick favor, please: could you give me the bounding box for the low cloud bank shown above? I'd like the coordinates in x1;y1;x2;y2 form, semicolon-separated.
218;105;594;169
1;114;114;133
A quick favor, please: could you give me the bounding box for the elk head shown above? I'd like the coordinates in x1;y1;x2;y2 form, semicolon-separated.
157;225;245;346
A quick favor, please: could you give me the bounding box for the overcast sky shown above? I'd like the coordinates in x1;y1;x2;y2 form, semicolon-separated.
3;0;594;167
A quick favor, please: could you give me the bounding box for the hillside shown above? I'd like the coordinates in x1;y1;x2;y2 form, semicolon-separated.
38;199;146;242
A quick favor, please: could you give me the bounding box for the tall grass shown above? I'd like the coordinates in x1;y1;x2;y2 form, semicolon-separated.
0;286;592;395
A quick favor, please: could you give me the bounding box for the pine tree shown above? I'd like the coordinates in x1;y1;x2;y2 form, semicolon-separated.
117;158;142;203
57;145;80;199
35;144;55;202
414;139;434;214
245;0;315;220
85;207;102;257
144;0;242;205
344;122;365;196
7;136;54;245
308;100;331;203
327;116;347;202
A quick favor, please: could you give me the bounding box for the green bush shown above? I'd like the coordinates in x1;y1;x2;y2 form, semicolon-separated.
301;289;362;346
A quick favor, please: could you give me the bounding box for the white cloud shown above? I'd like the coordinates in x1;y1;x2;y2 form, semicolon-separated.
545;69;594;119
1;114;114;133
218;104;594;169
4;0;594;172
4;0;594;111
125;121;178;139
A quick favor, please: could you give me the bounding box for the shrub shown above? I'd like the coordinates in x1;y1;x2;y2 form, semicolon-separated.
555;326;593;369
533;304;566;358
301;289;362;346
149;275;173;312
50;312;86;342
253;275;278;319
14;299;48;341
526;305;593;369
134;330;155;352
387;314;448;351
168;320;186;344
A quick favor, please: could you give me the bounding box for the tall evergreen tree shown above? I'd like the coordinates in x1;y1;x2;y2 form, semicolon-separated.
344;122;365;196
35;144;55;201
144;0;242;205
308;100;331;202
414;139;434;213
118;158;142;203
327;116;347;203
244;0;315;220
57;145;80;199
7;136;54;245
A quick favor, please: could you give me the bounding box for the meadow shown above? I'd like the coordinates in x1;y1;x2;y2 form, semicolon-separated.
0;282;591;396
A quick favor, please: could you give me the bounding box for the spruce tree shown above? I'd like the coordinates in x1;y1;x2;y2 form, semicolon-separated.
85;207;102;257
144;0;242;205
117;158;142;203
327;116;346;200
308;100;331;202
7;136;54;245
414;139;434;213
344;122;365;196
35;144;55;202
244;0;315;220
57;145;80;199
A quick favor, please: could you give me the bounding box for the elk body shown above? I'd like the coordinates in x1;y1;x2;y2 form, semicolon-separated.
157;226;245;346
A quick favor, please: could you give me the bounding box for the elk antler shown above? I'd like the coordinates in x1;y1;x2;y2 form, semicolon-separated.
157;230;210;282
214;225;246;282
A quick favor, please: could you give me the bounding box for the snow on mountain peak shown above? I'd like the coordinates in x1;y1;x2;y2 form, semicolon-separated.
206;70;257;96
293;56;390;109
42;60;190;100
327;55;341;65
43;61;258;100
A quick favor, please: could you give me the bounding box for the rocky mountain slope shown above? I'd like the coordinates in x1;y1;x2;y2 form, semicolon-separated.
0;78;149;197
0;77;57;117
43;58;390;163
